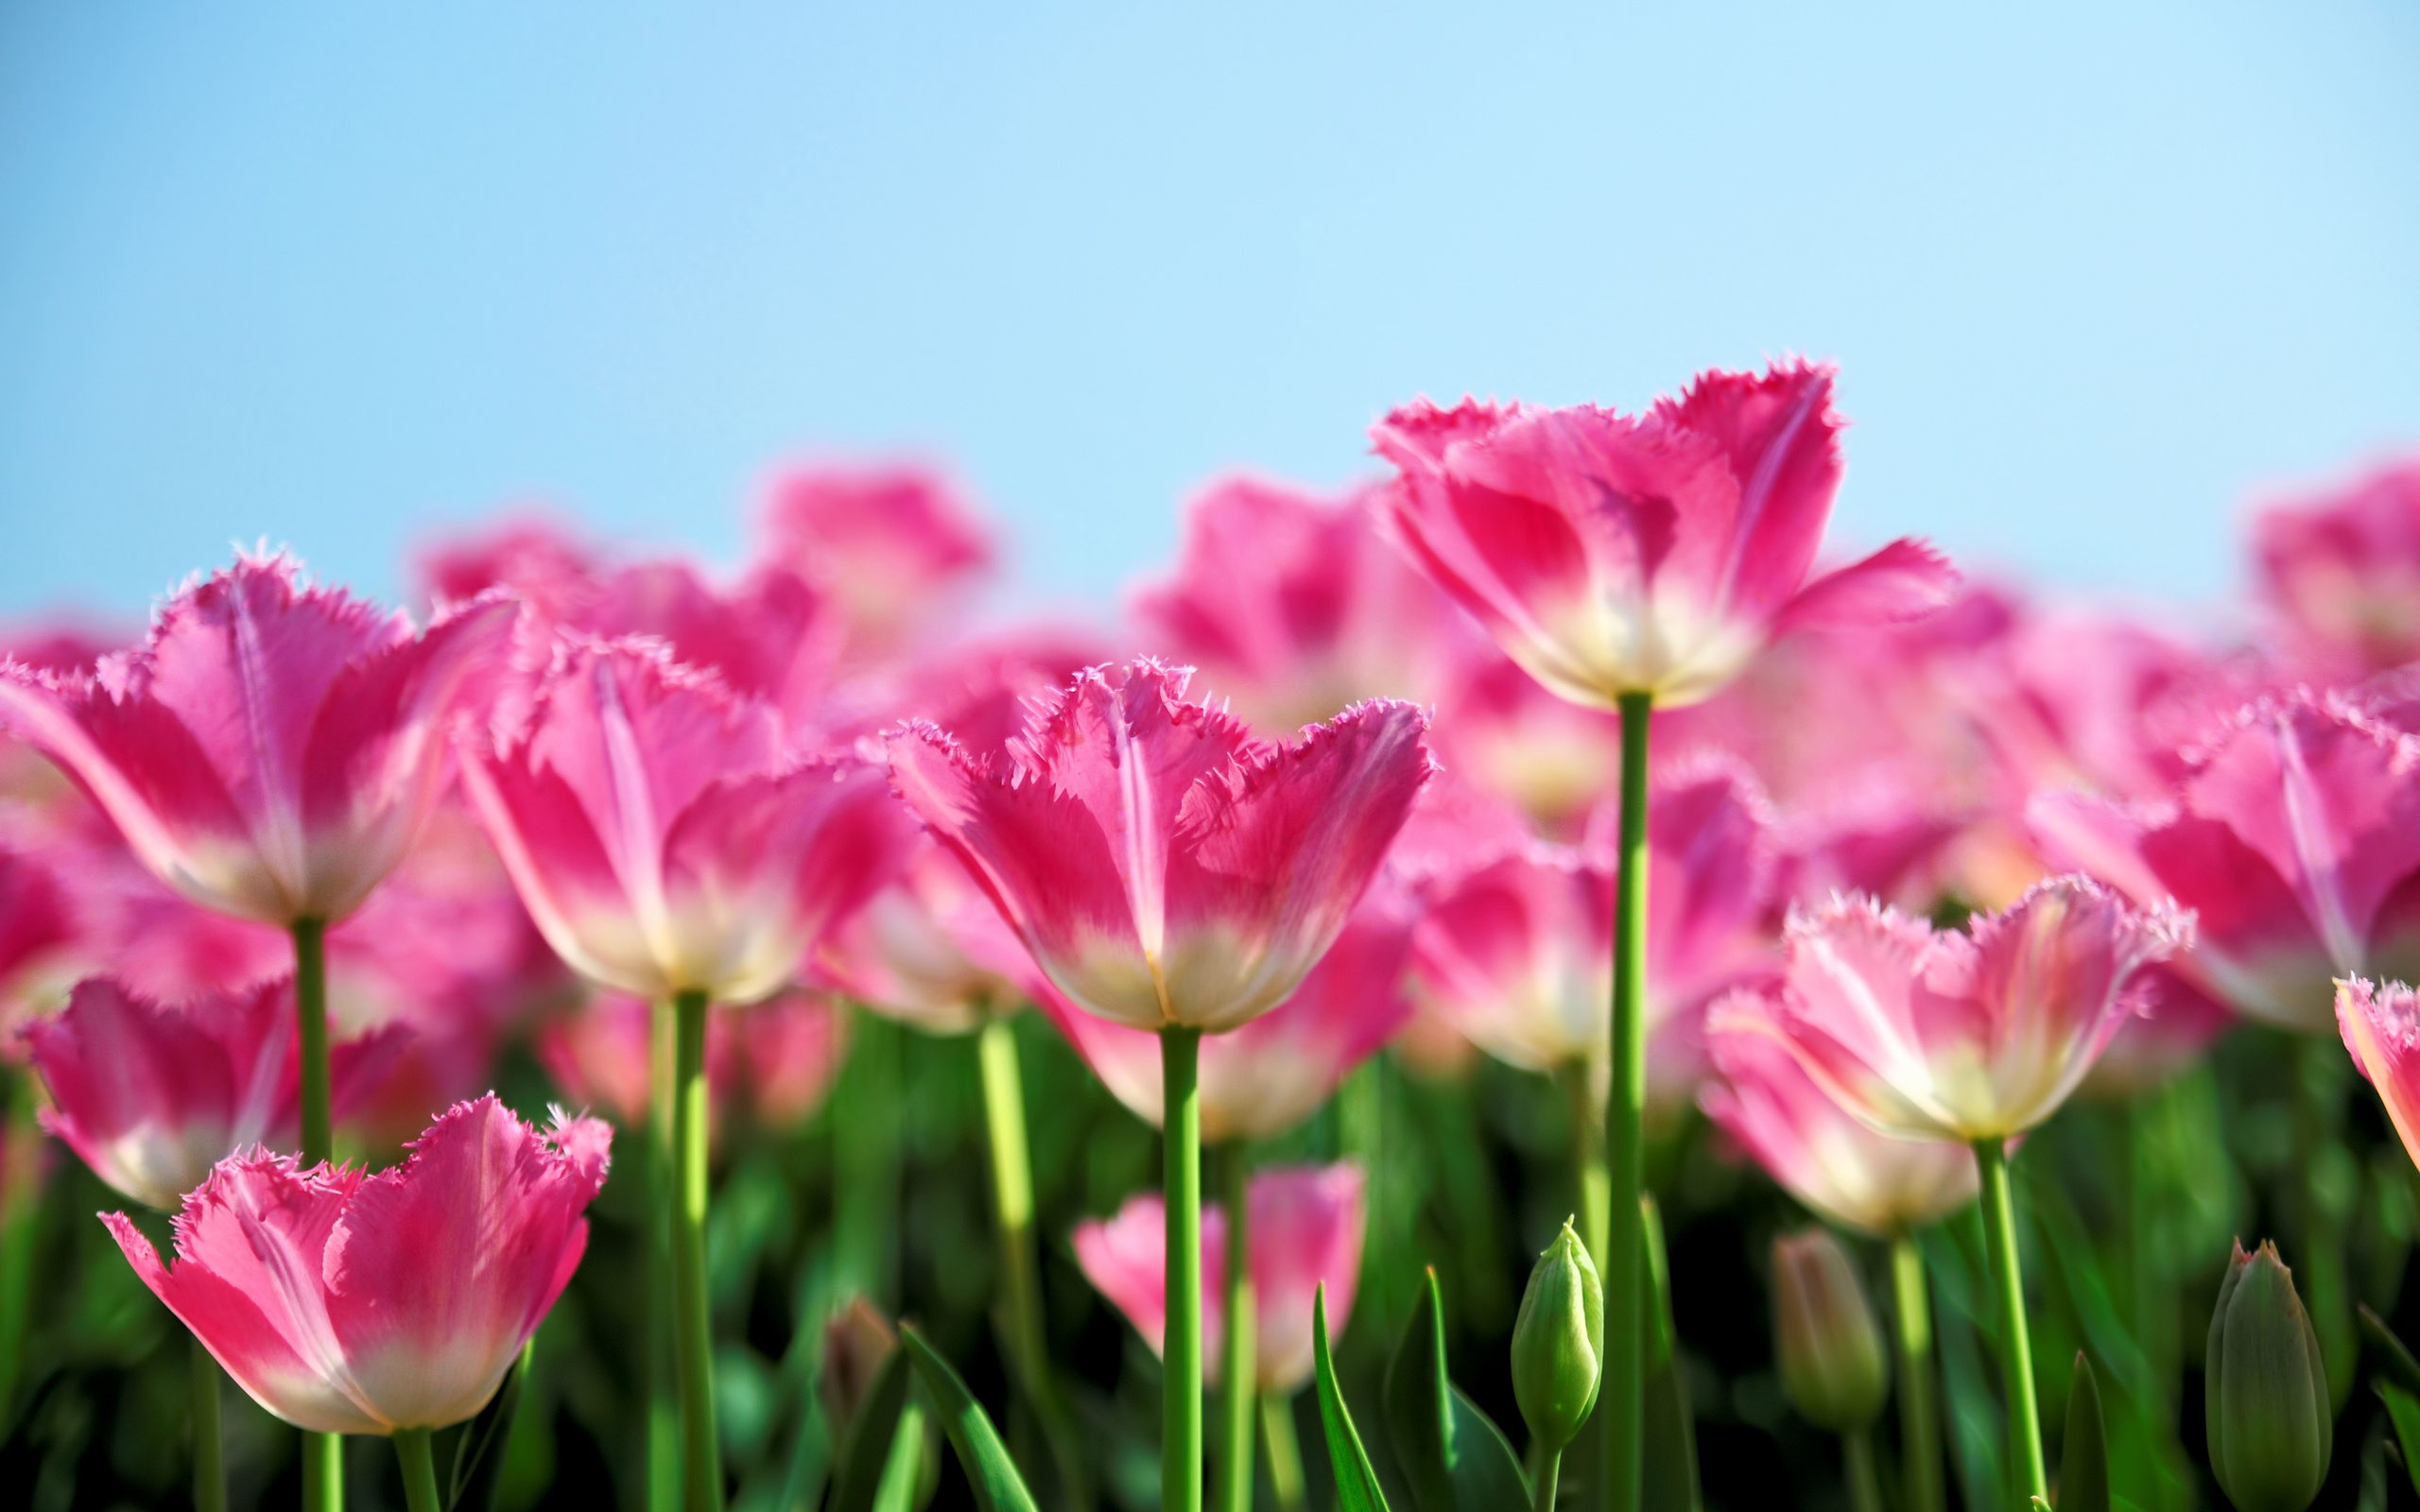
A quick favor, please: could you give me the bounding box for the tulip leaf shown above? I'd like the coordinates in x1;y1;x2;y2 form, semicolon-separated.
1314;1284;1393;1512
447;1339;532;1512
2361;1303;2420;1396
1641;1196;1701;1512
2058;1351;2109;1512
1384;1268;1527;1512
899;1323;1040;1512
2379;1382;2420;1496
829;1343;914;1512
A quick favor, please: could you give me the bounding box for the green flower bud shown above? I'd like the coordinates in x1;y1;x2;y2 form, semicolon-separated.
2206;1240;2332;1512
1512;1218;1604;1453
1771;1228;1888;1433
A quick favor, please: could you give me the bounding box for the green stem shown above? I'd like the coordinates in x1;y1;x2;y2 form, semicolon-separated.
1533;1448;1564;1512
1973;1138;2046;1504
292;919;342;1512
1559;1060;1608;1274
1601;690;1651;1512
191;1333;225;1512
1888;1234;1944;1512
393;1428;441;1512
835;1008;901;1309
648;1001;682;1512
1841;1429;1881;1512
977;1017;1089;1510
671;990;723;1512
1164;1027;1204;1512
1221;1144;1257;1512
1260;1392;1305;1512
0;1078;41;1440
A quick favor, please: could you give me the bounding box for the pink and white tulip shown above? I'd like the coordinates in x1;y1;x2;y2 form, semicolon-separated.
752;460;994;659
459;638;904;1005
2252;457;2420;682
1073;1162;1364;1393
2031;693;2420;1034
1372;362;1956;710
1406;763;1775;1106
817;835;1054;1036
1718;878;2188;1142
106;1096;610;1435
2338;976;2420;1173
537;988;847;1133
1037;902;1414;1142
887;660;1433;1034
25;977;399;1211
1700;1013;1977;1237
0;555;515;926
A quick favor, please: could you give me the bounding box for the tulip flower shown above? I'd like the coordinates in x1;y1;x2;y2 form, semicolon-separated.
0;834;72;1009
1512;1218;1605;1455
2031;692;2420;1036
2338;976;2420;1173
26;976;400;1211
1130;474;1471;734
1035;902;1413;1143
107;1095;608;1507
2205;1241;2333;1512
461;634;901;1512
1374;361;1955;1512
892;659;1427;1512
1772;1228;1890;1512
752;459;995;660
1073;1162;1364;1395
2251;455;2420;682
817;835;1049;1038
1719;876;2185;1505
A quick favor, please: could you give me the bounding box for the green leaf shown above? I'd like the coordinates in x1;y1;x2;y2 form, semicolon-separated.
2058;1352;2109;1512
1314;1284;1393;1512
447;1340;532;1512
1640;1195;1700;1512
2361;1303;2420;1396
829;1345;914;1512
899;1324;1040;1512
2379;1382;2420;1497
1383;1268;1527;1512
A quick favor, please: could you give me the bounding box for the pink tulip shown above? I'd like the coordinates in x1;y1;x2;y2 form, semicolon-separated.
2338;976;2420;1172
1036;902;1414;1142
1130;475;1472;733
1427;647;1626;838
1073;1163;1364;1392
752;459;994;659
818;834;1053;1035
2252;457;2420;681
1372;362;1956;710
888;660;1432;1034
1719;878;2188;1142
106;1095;610;1434
25;977;400;1211
1405;763;1774;1107
535;993;656;1129
2080;968;2238;1097
458;637;904;1004
1700;1013;1978;1237
0;834;72;1007
0;554;515;927
2031;692;2420;1034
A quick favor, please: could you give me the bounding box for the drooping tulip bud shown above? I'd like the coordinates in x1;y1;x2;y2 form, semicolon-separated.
1771;1228;1888;1433
2205;1241;2332;1512
1512;1218;1603;1453
820;1297;899;1437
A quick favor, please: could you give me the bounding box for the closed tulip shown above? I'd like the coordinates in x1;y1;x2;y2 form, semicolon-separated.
1771;1228;1888;1433
2205;1241;2331;1512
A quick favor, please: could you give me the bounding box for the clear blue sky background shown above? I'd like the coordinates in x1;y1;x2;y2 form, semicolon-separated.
4;3;2416;625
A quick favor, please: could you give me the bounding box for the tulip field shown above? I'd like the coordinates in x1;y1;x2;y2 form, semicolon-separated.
9;360;2420;1512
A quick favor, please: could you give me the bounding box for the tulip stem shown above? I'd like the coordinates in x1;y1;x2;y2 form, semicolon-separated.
1221;1143;1257;1512
1533;1448;1563;1512
1164;1026;1204;1512
191;1332;224;1512
1972;1137;2046;1504
670;989;722;1512
1841;1429;1881;1512
291;917;343;1512
393;1428;441;1512
1887;1234;1944;1512
648;1000;682;1512
1260;1392;1305;1512
978;1016;1089;1510
1602;689;1652;1512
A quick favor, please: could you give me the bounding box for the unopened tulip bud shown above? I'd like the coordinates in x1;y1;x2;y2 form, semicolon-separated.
1772;1228;1888;1433
1512;1218;1603;1453
820;1297;899;1435
2206;1241;2332;1512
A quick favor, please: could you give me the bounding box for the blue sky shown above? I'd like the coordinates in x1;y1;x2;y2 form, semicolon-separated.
3;3;2416;626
